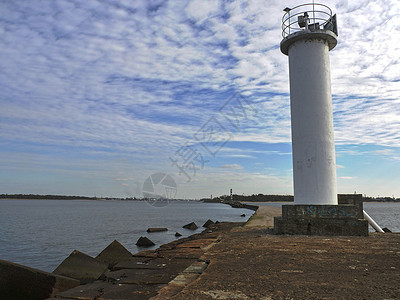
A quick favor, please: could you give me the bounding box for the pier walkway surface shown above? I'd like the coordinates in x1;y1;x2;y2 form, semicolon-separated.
50;206;400;300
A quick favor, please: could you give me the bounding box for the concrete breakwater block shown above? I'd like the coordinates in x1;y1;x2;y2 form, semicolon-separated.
147;227;168;232
56;258;201;299
112;257;153;271
274;204;368;236
183;222;198;230
104;268;175;284
136;236;155;247
113;257;194;272
95;240;132;269
202;219;214;228
53;250;109;284
56;223;228;300
0;259;79;300
55;280;164;300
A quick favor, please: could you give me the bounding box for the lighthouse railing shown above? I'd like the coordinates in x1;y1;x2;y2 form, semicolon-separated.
282;3;335;38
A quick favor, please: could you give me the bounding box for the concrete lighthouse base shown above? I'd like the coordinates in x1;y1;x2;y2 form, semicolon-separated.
274;194;369;236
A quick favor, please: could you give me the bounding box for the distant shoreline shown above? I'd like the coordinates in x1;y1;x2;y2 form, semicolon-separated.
0;194;107;201
1;194;399;203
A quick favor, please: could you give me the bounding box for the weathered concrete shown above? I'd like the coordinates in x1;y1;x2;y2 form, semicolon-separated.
53;223;227;300
181;260;209;274
274;216;369;236
152;261;209;300
168;228;400;299
183;222;198;230
55;280;164;300
133;249;160;258
112;256;152;270
338;193;364;212
95;240;133;268
245;205;281;228
274;202;368;236
113;257;194;272
136;236;155;247
0;259;79;300
174;238;216;248
47;219;400;299
104;268;176;284
53;250;109;284
222;200;258;211
156;248;205;259
202;219;214;228
147;228;168;232
282;204;363;219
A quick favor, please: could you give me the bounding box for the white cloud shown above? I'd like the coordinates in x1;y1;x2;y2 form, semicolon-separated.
372;149;395;156
185;0;220;22
219;164;243;169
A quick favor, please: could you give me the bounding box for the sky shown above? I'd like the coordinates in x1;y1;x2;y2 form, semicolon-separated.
0;0;399;199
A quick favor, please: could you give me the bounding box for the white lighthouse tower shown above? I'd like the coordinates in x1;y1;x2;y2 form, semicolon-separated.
275;4;369;235
281;3;338;205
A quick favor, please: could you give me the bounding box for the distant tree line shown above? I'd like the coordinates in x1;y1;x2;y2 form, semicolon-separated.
203;194;400;203
203;194;294;202
0;194;98;200
363;196;400;202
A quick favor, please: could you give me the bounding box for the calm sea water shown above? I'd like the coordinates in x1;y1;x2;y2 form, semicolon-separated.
0;199;252;272
248;202;400;233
